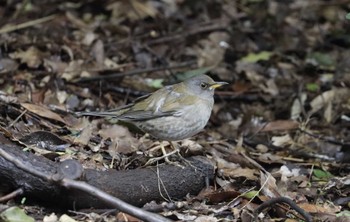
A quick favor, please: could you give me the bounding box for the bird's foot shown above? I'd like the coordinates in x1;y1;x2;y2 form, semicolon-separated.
144;142;185;168
144;149;184;168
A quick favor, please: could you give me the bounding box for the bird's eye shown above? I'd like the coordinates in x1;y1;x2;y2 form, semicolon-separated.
200;82;208;89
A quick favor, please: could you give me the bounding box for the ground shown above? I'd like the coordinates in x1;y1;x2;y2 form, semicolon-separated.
0;0;349;221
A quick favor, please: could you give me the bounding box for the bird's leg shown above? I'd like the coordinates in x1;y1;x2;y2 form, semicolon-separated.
160;142;171;163
144;141;183;168
170;141;195;167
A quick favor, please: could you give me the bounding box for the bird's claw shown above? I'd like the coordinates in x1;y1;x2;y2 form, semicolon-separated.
144;149;184;168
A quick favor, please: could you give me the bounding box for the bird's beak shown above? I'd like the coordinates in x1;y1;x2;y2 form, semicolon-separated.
209;81;228;89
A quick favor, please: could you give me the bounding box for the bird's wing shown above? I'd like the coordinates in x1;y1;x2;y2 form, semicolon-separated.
75;93;151;118
78;84;198;121
117;85;197;121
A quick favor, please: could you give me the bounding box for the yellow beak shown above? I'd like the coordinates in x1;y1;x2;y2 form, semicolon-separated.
209;81;228;89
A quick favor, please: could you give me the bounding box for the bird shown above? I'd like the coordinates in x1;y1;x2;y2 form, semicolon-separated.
78;74;227;164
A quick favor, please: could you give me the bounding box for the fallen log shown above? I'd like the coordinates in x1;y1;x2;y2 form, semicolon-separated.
0;144;214;209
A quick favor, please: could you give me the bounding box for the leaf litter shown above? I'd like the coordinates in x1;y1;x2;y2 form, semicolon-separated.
0;0;349;221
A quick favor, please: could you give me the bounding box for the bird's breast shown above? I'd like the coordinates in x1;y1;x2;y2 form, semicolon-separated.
135;100;213;141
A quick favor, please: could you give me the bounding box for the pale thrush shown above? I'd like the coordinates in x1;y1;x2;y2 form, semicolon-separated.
79;74;227;141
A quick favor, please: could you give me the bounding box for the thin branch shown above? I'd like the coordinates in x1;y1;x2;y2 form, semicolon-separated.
0;147;172;222
61;179;172;222
146;20;229;45
75;61;196;83
299;128;350;146
253;197;312;222
0;15;56;34
0;188;23;203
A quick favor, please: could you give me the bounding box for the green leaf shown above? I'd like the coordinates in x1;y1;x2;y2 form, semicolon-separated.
241;51;273;63
346;13;350;20
306;83;320;92
308;52;335;67
20;197;26;205
313;169;333;180
336;210;350;217
146;78;164;89
176;66;214;81
24;2;34;12
0;206;35;222
59;214;77;222
242;190;259;199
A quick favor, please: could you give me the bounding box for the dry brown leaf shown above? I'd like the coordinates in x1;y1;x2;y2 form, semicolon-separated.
259;79;279;96
298;202;341;214
116;212;142;222
227;168;258;180
194;215;219;222
257;153;285;164
65;11;89;29
261;120;299;132
107;0;157;22
195;32;230;67
271;134;293;147
91;39;105;65
99;124;139;154
291;93;307;120
74;121;93;146
309;88;350;122
21;103;66;124
310;90;334;114
43;57;68;74
0;91;18;103
9;46;44;68
218;162;258;180
260;171;280;198
276;165;303;183
61;60;84;81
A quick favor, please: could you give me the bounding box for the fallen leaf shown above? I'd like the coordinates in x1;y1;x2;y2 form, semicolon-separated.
241;51;273;63
0;206;35;222
261;120;299;132
313;168;334;181
43;213;58;222
298;202;341;214
10;46;44;68
73;118;93;146
59;214;77;222
271;134;293;147
260;171;280;198
99;124;139;154
291;93;307;120
21;103;66;124
310;89;335;114
259;78;279;96
116;212;142;222
307;52;335;68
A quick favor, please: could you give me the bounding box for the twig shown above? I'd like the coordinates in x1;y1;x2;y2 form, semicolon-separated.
298;128;350;147
226;186;256;206
0;188;23;203
146;20;229;45
75;61;196;82
253;197;312;222
240;172;270;211
60;179;172;222
155;164;172;202
0;147;172;222
0;15;56;34
8;109;27;128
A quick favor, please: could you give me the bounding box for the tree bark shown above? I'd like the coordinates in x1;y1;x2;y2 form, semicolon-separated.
0;144;214;208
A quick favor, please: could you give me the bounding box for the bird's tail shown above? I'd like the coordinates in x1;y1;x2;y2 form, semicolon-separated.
75;109;125;118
